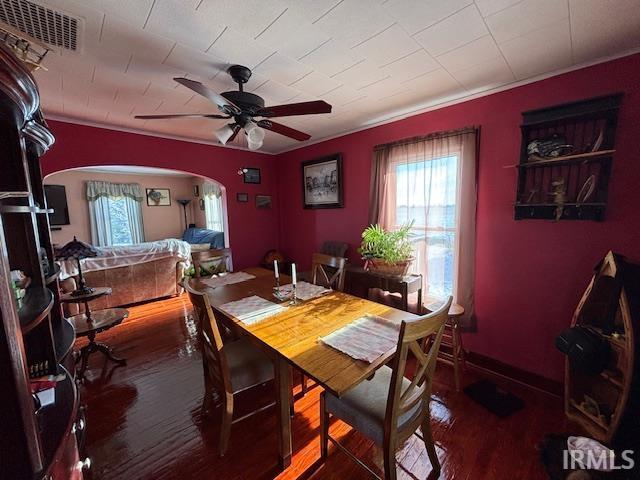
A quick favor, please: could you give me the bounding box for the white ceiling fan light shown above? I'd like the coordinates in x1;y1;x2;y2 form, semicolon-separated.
245;120;265;150
215;124;235;145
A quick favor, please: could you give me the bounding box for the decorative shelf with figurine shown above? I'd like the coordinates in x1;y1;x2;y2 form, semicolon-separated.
514;93;622;221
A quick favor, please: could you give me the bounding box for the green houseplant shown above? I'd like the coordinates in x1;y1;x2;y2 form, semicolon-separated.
359;222;414;276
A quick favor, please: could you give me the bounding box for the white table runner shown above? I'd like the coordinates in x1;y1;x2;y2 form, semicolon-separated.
200;271;256;288
279;281;331;301
219;295;287;326
319;315;400;363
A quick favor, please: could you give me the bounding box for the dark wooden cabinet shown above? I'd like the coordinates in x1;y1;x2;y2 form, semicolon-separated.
0;43;86;480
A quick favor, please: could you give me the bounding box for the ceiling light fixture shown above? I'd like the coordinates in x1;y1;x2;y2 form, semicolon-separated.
215;124;236;145
245;120;265;151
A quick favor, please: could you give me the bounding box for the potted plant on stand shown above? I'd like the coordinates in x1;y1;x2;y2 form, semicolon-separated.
359;222;414;276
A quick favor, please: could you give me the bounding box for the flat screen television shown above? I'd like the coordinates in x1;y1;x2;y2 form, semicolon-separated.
44;184;70;226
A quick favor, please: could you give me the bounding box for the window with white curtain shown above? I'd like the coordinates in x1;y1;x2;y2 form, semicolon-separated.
202;182;224;232
393;154;460;300
369;128;478;325
86;181;145;247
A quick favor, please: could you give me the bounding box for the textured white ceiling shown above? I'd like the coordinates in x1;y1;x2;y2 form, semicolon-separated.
27;0;640;153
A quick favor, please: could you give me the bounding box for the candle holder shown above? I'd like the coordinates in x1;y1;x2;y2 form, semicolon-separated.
272;276;282;299
289;283;298;305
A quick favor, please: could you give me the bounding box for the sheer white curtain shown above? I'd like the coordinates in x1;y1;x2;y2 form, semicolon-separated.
202;182;224;232
369;128;478;326
86;181;145;247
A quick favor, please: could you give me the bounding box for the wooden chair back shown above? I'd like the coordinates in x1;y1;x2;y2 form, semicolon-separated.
384;296;452;445
192;248;233;278
311;253;347;291
320;241;348;258
184;281;233;398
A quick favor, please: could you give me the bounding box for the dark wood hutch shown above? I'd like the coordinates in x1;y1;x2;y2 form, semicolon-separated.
0;44;87;479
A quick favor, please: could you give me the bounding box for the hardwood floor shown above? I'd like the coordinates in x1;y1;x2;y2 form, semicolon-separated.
78;296;566;480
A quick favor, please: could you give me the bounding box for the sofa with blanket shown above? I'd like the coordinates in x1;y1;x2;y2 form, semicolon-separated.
59;239;190;314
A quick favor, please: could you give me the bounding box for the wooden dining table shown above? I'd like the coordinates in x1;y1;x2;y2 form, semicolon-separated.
191;267;418;469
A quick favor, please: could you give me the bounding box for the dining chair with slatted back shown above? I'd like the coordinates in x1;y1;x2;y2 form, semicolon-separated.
311;252;347;291
299;252;349;395
320;296;452;479
184;281;275;456
192;247;233;278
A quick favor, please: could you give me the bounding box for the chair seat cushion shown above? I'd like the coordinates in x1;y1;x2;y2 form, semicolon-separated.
224;337;274;393
325;365;423;445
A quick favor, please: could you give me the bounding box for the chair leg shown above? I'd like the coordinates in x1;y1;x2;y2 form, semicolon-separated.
451;322;461;392
320;392;329;460
382;439;397;480
201;370;213;416
301;371;308;396
421;417;441;477
219;392;233;457
457;324;467;371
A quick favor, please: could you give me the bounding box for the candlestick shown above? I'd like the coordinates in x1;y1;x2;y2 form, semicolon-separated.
274;259;279;278
290;263;298;305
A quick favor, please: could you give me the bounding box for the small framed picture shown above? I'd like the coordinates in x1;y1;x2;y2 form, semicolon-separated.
146;188;171;206
199;198;205;210
193;185;200;197
237;192;249;203
255;194;272;209
301;153;343;209
243;168;261;184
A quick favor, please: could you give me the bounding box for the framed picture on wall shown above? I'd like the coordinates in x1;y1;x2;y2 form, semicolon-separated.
146;188;171;206
255;195;272;209
243;168;261;184
193;185;200;197
301;154;343;209
237;192;249;203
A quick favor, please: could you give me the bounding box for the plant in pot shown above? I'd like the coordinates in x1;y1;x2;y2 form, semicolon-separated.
359;222;414;276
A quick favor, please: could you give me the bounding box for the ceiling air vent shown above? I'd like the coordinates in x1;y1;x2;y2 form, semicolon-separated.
0;0;80;51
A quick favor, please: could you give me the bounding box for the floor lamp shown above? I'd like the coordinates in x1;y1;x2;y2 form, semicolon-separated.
177;199;192;230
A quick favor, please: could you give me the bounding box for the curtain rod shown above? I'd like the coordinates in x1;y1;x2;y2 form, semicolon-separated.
373;126;479;151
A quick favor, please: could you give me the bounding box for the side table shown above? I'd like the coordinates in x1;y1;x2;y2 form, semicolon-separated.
61;287;129;380
345;266;423;313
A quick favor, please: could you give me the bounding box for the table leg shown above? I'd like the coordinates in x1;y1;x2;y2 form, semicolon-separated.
76;344;91;380
274;356;292;470
94;342;127;365
402;284;408;312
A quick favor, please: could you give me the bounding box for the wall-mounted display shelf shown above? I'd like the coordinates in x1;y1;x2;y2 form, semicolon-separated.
514;93;622;221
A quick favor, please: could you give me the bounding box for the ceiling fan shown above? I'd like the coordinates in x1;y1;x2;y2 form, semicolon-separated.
134;64;332;150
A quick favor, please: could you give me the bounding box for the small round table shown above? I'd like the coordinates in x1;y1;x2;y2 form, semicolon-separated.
60;287;112;320
61;288;128;380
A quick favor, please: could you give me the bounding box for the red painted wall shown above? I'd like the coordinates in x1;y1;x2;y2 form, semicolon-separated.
276;53;640;382
41;121;278;270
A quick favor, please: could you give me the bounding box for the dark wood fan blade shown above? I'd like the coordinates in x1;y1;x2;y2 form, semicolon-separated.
228;125;242;143
173;77;239;114
134;113;230;120
257;120;311;141
256;100;332;118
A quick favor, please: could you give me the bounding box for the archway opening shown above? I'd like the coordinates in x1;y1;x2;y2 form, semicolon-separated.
43;165;230;249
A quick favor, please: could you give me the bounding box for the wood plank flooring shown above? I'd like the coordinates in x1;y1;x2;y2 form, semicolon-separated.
78;296;566;479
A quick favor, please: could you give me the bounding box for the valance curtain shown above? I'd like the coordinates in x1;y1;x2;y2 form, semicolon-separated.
86;181;145;247
86;181;144;201
202;182;224;232
201;181;222;198
369;128;479;327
